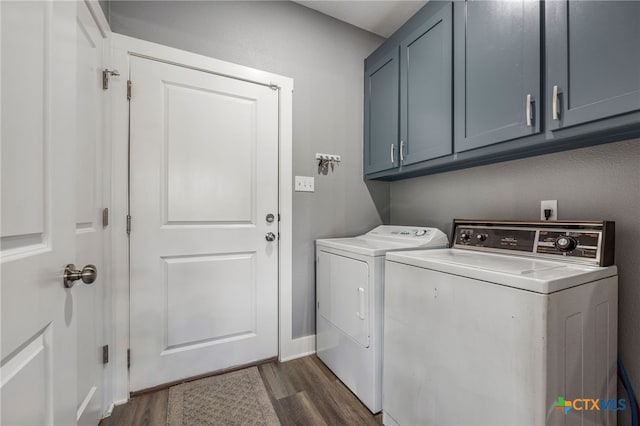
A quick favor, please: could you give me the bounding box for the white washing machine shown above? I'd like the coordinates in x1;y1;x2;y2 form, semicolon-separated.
383;219;618;426
316;225;448;413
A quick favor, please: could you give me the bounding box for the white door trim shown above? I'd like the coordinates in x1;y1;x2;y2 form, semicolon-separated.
108;33;297;404
84;0;110;38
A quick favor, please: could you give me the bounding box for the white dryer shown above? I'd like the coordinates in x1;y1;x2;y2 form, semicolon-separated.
316;225;448;413
383;219;618;426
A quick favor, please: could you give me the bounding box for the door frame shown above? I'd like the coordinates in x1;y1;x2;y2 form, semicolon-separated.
108;34;295;404
81;0;114;419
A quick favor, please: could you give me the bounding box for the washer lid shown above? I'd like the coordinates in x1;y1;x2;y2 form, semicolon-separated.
386;249;617;294
316;225;449;257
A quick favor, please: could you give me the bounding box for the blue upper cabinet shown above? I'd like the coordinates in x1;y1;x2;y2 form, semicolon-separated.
399;3;452;166
546;1;640;130
364;1;640;180
454;0;541;152
364;48;399;175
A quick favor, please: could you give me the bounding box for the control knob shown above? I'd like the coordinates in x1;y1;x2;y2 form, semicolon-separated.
476;233;487;242
554;235;578;252
460;232;470;242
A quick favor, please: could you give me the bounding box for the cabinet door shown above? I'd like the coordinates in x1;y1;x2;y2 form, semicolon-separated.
400;2;452;166
454;0;541;152
364;49;399;175
546;1;640;130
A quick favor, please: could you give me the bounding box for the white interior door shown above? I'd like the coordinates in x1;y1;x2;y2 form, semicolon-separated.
129;55;279;391
1;1;78;424
75;2;105;424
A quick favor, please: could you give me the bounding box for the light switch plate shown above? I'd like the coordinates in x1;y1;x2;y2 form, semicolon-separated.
295;176;314;192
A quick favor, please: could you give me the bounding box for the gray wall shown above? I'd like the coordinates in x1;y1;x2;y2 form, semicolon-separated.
390;137;640;414
98;0;109;18
108;1;389;338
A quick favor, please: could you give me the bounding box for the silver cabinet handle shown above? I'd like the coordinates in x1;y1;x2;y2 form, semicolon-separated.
552;85;560;120
390;143;395;164
526;94;533;127
265;232;276;242
400;140;405;162
63;264;97;288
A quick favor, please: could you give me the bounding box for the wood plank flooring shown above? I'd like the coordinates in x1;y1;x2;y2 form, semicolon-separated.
100;355;382;426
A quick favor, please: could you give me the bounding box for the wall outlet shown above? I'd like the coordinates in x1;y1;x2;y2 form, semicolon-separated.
295;176;314;192
540;200;558;221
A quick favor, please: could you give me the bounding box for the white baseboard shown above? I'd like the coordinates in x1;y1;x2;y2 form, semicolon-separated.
280;334;316;362
103;402;115;419
102;397;130;419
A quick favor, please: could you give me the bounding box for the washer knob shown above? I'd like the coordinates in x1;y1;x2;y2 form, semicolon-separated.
476;233;487;242
554;235;577;252
460;232;470;241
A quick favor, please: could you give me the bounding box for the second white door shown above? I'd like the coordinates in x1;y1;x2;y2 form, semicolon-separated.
129;55;279;391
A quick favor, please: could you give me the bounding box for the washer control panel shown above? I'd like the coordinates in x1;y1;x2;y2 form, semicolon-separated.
452;220;615;266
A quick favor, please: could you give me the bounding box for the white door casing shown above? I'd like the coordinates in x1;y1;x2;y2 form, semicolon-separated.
75;1;106;424
0;1;78;424
109;35;294;402
128;55;279;391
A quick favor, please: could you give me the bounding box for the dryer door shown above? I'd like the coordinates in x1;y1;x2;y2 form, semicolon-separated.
317;250;370;347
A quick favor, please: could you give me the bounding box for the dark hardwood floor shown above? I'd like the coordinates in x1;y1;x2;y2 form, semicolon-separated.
100;355;383;426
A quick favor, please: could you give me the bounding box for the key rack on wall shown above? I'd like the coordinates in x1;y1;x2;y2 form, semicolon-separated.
316;153;341;173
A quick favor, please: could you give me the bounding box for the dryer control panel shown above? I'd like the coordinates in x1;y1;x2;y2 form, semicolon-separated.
452;220;615;266
365;225;448;242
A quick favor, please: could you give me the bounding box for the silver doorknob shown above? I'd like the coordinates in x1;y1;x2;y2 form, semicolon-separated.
63;264;98;288
265;232;276;242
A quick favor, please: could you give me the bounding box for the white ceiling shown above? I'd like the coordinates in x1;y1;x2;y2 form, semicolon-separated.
292;1;428;38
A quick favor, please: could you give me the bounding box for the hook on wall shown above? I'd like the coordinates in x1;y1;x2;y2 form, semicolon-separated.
316;153;341;174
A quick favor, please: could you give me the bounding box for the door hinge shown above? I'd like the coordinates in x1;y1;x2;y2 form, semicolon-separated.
102;345;109;364
102;208;109;227
126;215;132;235
278;213;281;222
127;349;131;369
127;80;132;100
102;68;120;90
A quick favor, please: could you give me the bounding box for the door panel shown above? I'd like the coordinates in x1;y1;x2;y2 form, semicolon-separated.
164;253;256;348
400;2;452;165
0;0;46;242
1;331;50;426
364;49;399;174
546;1;640;129
454;0;541;152
1;1;77;424
75;2;105;425
129;56;279;391
164;83;255;223
317;251;370;348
